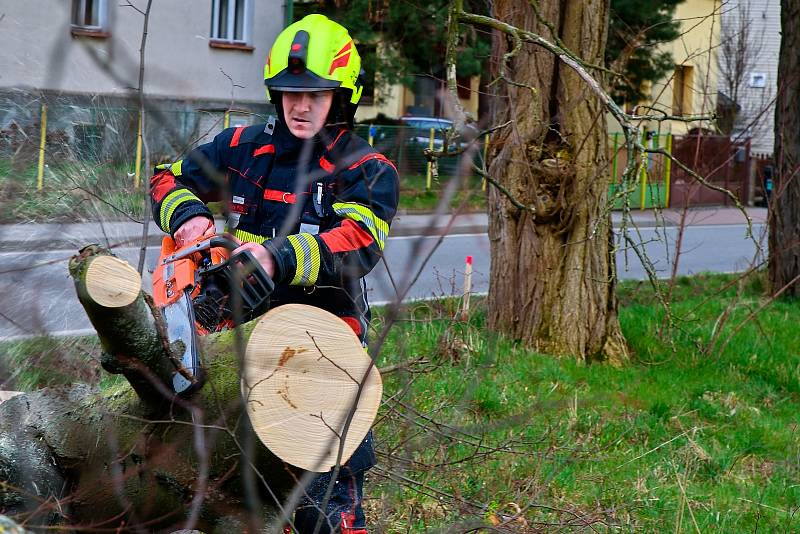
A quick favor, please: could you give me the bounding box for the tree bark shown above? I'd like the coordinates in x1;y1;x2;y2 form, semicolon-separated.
0;246;293;532
770;0;800;297
486;0;628;363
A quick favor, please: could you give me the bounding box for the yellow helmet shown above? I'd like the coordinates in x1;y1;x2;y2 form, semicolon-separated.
264;14;363;105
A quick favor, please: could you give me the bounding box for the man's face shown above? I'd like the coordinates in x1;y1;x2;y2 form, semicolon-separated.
282;90;334;139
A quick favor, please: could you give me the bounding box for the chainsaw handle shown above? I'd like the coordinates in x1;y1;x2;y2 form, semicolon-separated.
161;234;242;265
208;235;241;252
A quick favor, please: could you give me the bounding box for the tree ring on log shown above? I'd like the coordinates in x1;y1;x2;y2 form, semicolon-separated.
242;304;382;472
85;256;141;308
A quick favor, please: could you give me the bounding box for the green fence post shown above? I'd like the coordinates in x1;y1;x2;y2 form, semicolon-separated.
612;132;619;183
652;134;661;208
482;134;489;191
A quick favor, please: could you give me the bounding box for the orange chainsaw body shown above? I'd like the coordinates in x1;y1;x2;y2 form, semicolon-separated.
152;234;230;332
152;233;274;395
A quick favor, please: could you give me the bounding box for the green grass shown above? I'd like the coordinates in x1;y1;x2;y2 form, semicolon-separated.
399;173;486;213
0;158;484;222
0;158;145;224
2;270;797;531
367;273;800;531
0;336;124;391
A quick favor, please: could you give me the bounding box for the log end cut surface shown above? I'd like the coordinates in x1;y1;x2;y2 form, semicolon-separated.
243;304;382;472
85;255;141;308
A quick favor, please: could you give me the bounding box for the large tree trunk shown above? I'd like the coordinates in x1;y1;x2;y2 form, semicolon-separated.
486;0;628;363
0;246;294;532
770;0;800;297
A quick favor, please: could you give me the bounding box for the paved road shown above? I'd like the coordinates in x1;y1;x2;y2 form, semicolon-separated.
0;223;765;339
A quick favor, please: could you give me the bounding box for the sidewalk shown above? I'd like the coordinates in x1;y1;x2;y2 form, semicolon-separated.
610;206;768;227
0;206;768;252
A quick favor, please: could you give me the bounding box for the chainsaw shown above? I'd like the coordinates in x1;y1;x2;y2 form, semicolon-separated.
152;234;274;395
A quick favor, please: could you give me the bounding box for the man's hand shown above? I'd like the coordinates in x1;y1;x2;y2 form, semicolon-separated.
174;216;215;248
233;242;276;279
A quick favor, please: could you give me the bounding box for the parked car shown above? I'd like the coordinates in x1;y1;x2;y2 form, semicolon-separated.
355;116;481;177
399;116;478;152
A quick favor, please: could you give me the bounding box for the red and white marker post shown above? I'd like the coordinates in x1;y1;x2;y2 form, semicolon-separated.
461;255;473;321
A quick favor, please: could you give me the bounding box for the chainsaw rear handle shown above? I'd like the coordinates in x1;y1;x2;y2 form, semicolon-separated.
208;235;273;285
191;235;275;329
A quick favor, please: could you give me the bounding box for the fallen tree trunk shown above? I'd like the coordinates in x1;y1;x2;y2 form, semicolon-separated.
0;246;294;532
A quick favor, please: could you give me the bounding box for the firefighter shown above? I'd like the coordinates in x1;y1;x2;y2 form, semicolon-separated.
149;14;399;533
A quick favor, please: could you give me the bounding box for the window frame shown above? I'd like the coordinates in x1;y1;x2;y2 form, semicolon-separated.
210;0;254;47
671;65;694;117
70;0;109;35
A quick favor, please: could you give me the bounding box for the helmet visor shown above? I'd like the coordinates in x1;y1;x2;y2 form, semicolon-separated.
266;69;341;92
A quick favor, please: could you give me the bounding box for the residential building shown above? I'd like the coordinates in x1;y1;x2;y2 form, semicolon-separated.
609;0;721;136
716;0;780;156
0;0;285;156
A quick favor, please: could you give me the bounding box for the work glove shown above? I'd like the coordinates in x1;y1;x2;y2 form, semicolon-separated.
173;216;215;248
232;241;276;279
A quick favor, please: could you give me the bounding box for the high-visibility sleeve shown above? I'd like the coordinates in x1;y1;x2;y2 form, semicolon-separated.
264;155;399;287
149;128;237;235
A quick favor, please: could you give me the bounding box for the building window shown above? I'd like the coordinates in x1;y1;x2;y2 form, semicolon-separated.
210;0;253;46
749;73;767;88
71;0;108;33
672;65;694;116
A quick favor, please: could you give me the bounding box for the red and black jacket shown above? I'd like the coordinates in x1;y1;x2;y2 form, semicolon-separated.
150;118;399;343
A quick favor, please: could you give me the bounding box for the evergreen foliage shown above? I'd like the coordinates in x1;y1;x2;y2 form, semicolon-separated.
294;1;684;108
606;0;684;103
293;1;490;102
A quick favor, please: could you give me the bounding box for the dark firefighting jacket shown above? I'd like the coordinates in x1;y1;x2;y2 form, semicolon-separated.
149;117;399;474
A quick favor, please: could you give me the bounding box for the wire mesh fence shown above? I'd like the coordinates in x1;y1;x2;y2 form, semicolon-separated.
3;102;757;223
0;104;484;189
0;102;268;222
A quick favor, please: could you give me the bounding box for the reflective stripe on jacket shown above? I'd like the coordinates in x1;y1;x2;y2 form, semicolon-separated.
150;118;399;340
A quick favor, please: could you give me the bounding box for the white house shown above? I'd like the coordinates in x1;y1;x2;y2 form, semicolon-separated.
716;0;780;156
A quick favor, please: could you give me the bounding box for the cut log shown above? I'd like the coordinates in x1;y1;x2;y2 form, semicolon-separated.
0;514;34;533
0;246;292;531
0;391;22;404
243;304;382;472
83;254;141;308
0;245;381;532
69;245;174;406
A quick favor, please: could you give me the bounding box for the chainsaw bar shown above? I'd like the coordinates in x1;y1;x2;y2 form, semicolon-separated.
162;288;203;395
